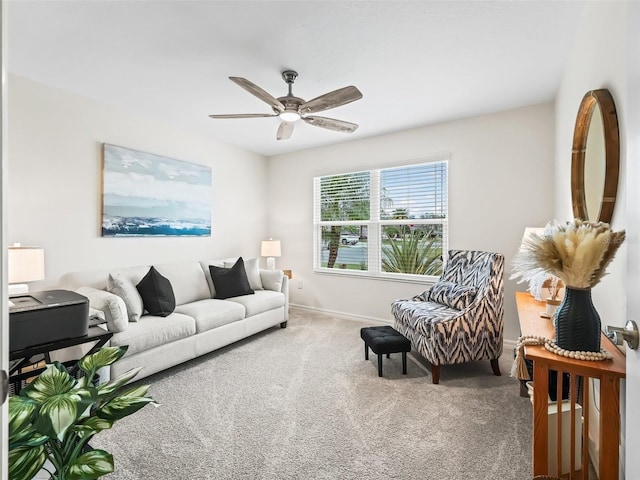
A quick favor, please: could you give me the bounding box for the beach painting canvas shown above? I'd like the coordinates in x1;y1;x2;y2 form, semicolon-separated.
102;144;212;237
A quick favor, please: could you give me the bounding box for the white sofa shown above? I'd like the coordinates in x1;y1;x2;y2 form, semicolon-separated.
59;258;289;382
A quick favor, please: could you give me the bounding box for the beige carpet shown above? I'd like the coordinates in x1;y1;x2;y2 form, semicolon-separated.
95;307;533;479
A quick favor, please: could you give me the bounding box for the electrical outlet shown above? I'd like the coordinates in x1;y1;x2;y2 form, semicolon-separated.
297;280;303;289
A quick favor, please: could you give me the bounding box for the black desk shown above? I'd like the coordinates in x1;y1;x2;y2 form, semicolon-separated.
9;325;113;394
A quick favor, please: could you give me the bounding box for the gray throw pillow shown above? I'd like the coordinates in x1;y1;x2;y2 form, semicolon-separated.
261;269;283;292
107;273;144;322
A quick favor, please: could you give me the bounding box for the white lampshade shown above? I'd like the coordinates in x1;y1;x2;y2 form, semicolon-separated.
520;227;544;248
8;246;45;284
261;239;281;270
261;239;281;258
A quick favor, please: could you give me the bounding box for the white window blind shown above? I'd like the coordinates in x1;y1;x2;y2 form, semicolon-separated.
313;156;448;280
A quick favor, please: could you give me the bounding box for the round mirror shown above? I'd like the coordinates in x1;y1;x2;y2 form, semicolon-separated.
571;89;619;224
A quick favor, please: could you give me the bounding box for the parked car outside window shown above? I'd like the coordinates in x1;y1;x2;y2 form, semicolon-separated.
340;233;359;245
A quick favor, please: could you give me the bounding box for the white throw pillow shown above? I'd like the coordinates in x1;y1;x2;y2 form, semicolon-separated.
260;269;283;292
77;287;128;333
107;273;144;322
225;257;263;290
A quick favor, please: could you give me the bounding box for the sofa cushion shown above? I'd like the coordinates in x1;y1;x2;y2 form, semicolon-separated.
107;273;144;322
175;299;246;333
225;290;285;317
154;262;211;306
110;312;196;355
428;280;477;310
210;257;254;299
136;266;176;317
224;257;263;290
392;299;461;335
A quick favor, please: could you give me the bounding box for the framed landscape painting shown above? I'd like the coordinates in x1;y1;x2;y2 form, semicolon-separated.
102;144;212;237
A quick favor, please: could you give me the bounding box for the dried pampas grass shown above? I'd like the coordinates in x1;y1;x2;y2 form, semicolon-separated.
512;219;625;289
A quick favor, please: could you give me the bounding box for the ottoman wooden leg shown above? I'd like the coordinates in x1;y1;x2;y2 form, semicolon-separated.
364;343;369;360
377;354;383;377
402;352;407;374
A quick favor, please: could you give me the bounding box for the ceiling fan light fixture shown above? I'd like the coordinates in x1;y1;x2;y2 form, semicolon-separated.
279;111;301;122
210;71;362;140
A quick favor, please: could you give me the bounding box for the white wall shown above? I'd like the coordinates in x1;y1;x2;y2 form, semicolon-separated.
554;2;629;476
8;75;269;289
555;1;627;327
267;103;555;342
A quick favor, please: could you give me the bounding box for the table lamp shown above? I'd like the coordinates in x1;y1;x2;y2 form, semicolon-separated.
261;239;281;270
8;244;45;295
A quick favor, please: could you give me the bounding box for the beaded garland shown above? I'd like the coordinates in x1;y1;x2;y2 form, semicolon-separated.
510;335;612;381
544;338;612;361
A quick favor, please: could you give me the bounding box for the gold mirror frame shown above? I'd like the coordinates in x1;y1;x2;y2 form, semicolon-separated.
571;89;620;224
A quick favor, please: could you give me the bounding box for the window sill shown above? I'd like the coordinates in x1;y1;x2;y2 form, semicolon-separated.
313;268;437;285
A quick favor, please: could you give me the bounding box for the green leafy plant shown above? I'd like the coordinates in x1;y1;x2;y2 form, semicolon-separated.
382;230;443;275
9;346;156;480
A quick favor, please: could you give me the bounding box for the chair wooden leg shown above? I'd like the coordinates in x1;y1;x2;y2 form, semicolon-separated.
490;358;501;376
431;364;440;384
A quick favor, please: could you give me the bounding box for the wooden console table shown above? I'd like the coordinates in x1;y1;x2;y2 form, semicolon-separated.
515;291;626;479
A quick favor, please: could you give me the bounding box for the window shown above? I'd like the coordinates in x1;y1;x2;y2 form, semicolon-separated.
313;156;448;280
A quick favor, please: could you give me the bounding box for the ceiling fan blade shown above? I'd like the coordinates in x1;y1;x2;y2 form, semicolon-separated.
229;77;285;113
299;86;363;114
303;116;359;133
277;121;294;140
209;113;277;119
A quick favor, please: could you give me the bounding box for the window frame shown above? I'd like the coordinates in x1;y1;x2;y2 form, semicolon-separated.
313;154;449;282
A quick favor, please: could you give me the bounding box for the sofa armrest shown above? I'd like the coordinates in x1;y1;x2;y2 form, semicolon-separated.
76;286;129;333
260;269;289;321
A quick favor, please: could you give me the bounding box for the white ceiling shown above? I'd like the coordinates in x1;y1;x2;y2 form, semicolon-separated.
7;1;585;157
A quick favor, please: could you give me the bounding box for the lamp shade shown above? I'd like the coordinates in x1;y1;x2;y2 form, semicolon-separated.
261;239;281;258
8;246;45;283
520;227;545;247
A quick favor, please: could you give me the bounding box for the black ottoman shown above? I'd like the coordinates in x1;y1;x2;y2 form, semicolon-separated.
360;326;411;377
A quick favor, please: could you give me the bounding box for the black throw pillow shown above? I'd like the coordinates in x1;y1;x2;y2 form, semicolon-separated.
136;266;176;317
209;257;254;299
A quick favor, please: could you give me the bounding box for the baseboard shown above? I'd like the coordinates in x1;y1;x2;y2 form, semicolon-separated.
289;303;392;325
503;338;518;352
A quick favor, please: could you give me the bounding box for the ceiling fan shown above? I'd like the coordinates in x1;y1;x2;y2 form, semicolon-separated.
209;70;363;140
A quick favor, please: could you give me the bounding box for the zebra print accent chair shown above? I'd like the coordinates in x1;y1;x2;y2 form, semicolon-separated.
391;249;504;384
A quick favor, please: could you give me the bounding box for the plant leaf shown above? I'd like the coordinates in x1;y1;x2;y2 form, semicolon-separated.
66;449;114;480
21;363;77;403
96;395;155;421
8;396;37;441
34;391;94;441
78;346;128;374
8;445;47;480
96;367;143;398
8;397;49;449
72;416;114;439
